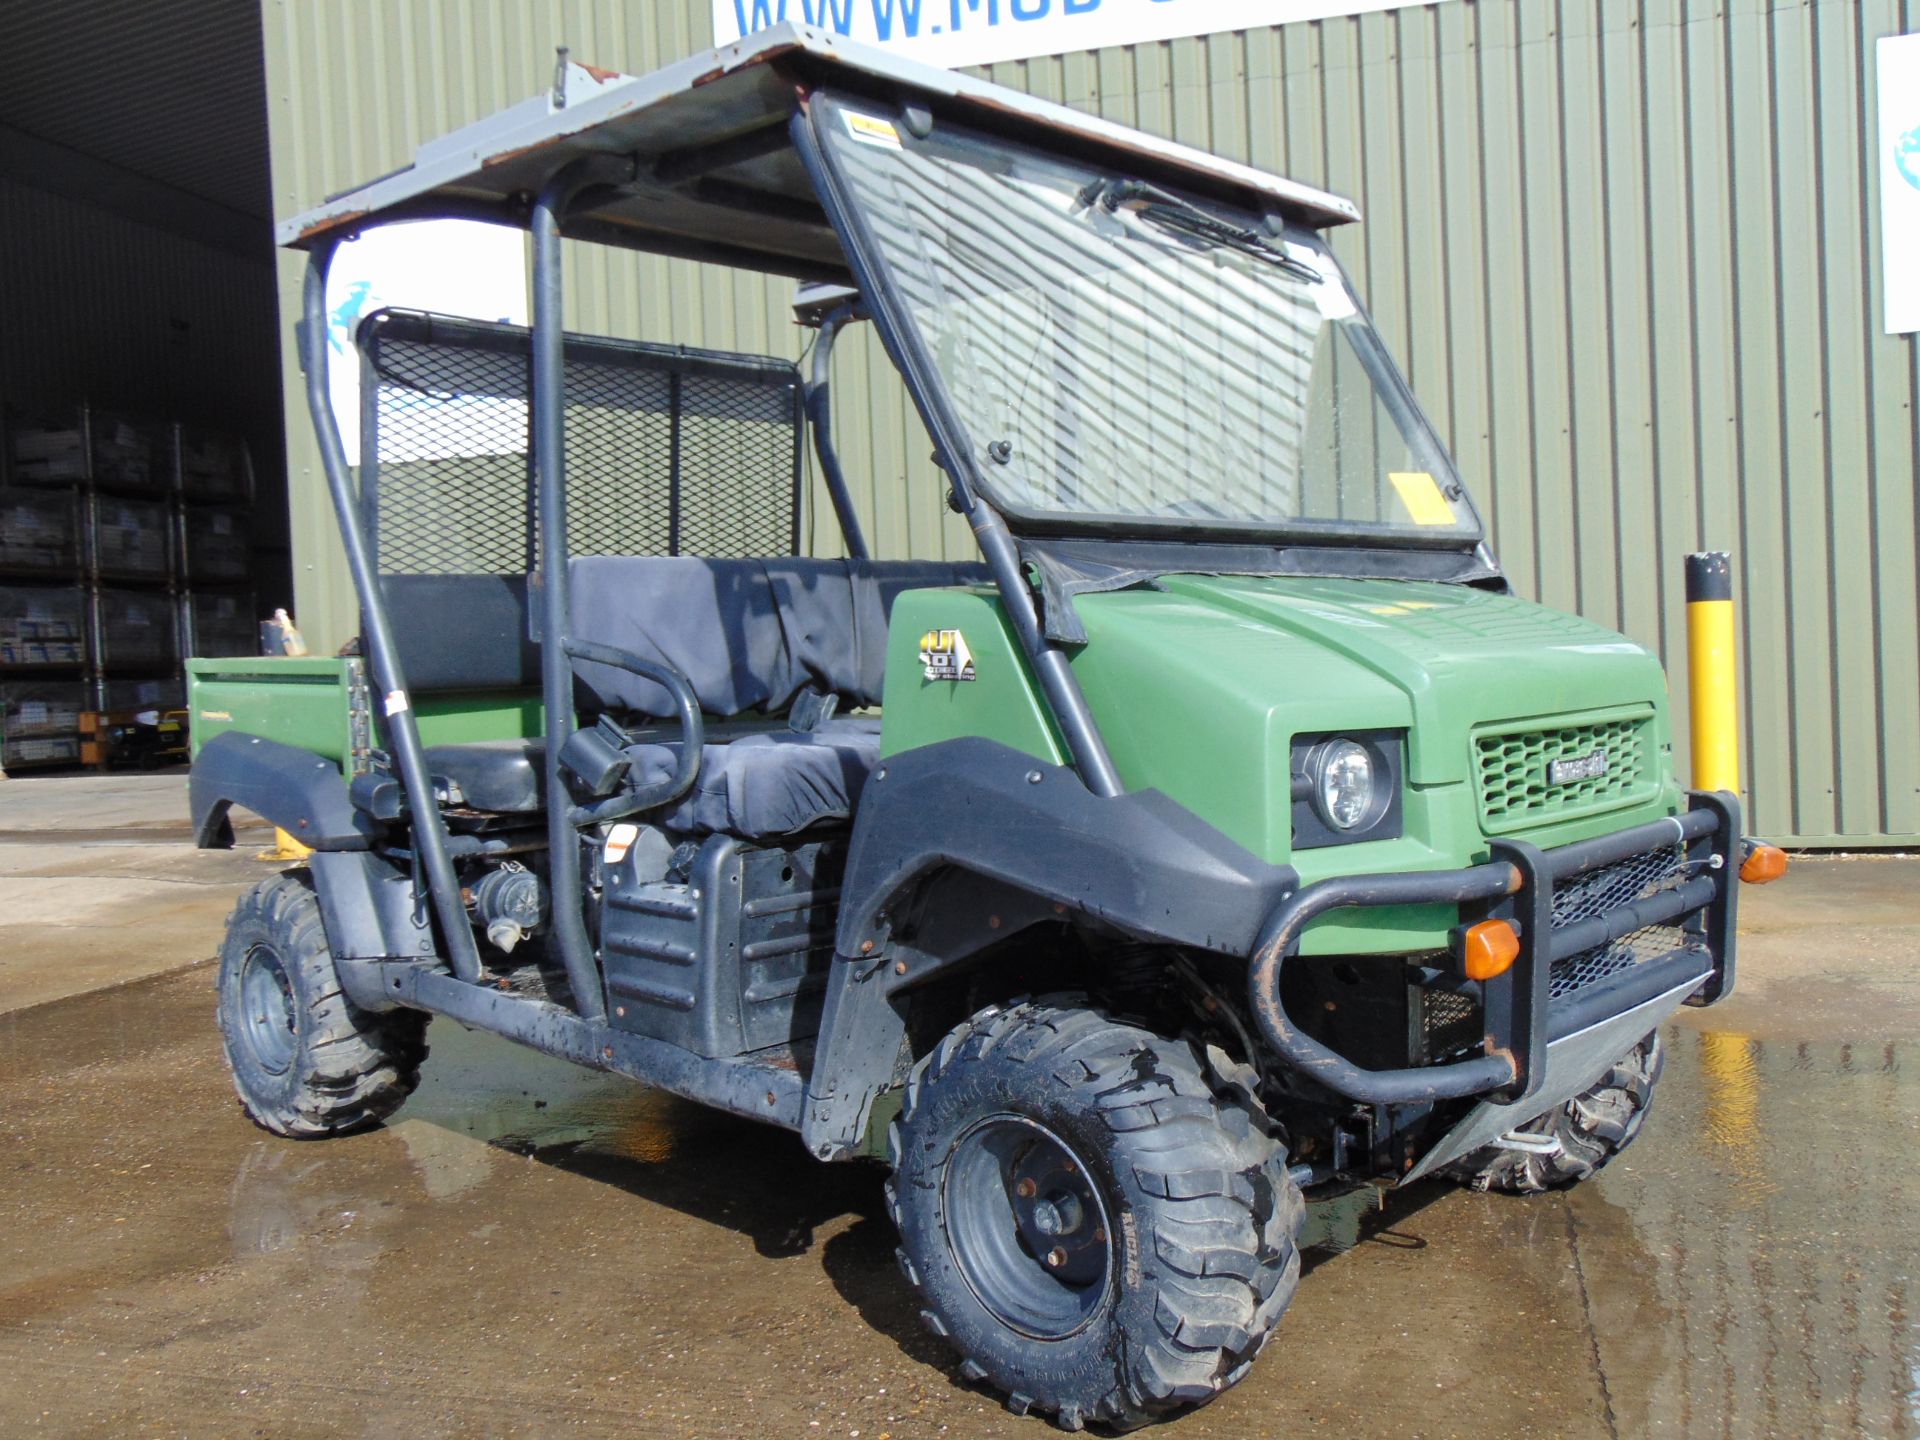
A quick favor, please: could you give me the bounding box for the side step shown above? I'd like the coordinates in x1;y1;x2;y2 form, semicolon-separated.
361;963;807;1131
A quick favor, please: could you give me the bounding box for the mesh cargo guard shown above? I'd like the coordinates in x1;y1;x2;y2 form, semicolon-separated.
355;308;804;577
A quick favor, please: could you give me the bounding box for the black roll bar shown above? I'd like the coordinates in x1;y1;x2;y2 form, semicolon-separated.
560;637;705;827
807;304;871;561
530;160;622;1024
299;244;484;984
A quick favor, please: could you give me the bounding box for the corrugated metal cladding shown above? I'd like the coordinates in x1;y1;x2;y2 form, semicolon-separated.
264;0;1920;845
0;0;271;219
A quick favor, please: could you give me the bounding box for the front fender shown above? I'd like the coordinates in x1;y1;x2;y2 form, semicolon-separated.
190;731;379;850
836;738;1296;959
802;738;1297;1160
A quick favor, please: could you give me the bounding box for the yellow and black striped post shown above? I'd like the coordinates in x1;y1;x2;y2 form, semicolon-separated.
1685;551;1739;796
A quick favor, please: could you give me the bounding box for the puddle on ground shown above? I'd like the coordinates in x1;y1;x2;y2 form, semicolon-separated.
1578;1025;1916;1437
394;1020;730;1167
41;971;1900;1438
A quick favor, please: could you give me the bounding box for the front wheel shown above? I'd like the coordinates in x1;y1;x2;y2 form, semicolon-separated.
215;872;429;1137
1443;1030;1665;1193
887;999;1303;1431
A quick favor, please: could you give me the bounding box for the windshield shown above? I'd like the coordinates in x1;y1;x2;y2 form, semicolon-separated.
819;97;1478;542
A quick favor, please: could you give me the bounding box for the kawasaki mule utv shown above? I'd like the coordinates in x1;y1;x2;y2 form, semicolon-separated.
193;26;1774;1429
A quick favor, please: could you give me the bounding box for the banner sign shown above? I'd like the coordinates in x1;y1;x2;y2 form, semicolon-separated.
1880;33;1920;335
715;0;1420;72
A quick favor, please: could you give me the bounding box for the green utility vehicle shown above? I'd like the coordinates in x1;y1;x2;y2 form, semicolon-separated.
197;27;1764;1429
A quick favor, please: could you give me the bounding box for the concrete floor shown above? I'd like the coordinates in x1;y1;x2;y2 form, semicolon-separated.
1;772;1915;1438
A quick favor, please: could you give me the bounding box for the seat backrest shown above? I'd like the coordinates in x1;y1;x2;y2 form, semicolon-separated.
568;556;990;717
383;573;540;693
360;308;808;700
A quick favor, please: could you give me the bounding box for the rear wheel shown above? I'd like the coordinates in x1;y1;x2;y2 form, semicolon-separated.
887;998;1303;1431
1443;1030;1664;1193
216;872;428;1137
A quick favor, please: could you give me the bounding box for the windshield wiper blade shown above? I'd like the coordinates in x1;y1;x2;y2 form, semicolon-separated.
1076;178;1321;283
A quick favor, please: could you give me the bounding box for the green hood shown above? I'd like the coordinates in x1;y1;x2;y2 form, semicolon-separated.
1065;575;1678;876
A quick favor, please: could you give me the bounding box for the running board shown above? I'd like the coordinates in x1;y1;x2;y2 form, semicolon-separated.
366;963;807;1131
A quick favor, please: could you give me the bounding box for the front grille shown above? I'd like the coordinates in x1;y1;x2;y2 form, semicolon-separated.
1547;844;1704;1001
1419;984;1483;1062
1476;715;1651;829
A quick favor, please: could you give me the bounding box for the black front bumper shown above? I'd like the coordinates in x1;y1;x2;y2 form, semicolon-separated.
1246;790;1740;1106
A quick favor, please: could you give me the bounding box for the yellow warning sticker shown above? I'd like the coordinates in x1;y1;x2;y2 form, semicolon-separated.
843;111;902;149
1388;471;1457;527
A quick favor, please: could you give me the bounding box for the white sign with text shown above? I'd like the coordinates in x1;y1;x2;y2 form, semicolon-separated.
715;0;1422;71
1879;33;1920;335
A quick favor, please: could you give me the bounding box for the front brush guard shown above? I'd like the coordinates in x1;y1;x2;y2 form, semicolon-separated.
1245;792;1740;1106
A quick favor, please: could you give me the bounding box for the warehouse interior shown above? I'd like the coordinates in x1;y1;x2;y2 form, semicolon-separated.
0;0;289;769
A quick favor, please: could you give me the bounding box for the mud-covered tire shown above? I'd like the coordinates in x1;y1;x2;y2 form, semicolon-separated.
1443;1030;1664;1194
887;998;1304;1431
215;872;428;1137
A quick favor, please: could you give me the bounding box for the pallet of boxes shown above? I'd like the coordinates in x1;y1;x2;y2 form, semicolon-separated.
0;406;259;774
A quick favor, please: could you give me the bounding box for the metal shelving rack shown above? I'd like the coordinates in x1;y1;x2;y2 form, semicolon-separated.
0;415;90;770
0;404;260;770
82;410;182;715
173;423;258;675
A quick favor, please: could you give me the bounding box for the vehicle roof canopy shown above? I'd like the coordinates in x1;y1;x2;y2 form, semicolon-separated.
279;23;1359;280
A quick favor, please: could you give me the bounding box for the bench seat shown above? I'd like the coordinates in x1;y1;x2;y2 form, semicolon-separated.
624;716;880;837
425;718;882;839
566;556;988;718
416;556;987;837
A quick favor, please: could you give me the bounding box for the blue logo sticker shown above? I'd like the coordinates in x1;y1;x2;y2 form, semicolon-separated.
1898;124;1920;193
328;279;374;354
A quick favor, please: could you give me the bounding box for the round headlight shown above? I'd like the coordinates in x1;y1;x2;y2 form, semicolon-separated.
1315;740;1376;831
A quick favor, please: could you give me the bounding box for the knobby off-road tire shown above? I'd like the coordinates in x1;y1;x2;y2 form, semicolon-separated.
1444;1030;1664;1194
216;872;428;1137
887;998;1304;1431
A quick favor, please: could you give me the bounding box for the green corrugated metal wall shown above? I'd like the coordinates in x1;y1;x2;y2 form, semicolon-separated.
263;0;1919;845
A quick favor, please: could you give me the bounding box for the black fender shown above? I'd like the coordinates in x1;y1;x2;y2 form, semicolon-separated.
308;850;439;1007
190;731;380;851
802;737;1298;1160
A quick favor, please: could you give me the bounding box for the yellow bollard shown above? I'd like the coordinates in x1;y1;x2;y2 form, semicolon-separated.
257;827;314;863
1685;551;1740;796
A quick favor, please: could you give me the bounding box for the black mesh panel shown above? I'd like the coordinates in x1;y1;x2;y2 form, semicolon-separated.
1547;844;1705;1001
358;309;802;577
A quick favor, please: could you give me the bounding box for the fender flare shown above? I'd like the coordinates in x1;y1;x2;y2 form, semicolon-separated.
802;738;1297;1160
190;731;379;850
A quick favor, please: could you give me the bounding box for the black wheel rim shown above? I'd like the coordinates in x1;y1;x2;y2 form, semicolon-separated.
943;1115;1112;1340
239;944;298;1076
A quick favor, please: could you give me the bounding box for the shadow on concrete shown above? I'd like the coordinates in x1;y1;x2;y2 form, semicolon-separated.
1297;1178;1451;1277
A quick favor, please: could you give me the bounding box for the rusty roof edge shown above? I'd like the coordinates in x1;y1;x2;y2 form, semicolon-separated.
277;23;1359;250
780;27;1360;227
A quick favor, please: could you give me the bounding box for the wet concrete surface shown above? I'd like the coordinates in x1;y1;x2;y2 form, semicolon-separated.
0;775;1916;1437
0;770;269;1013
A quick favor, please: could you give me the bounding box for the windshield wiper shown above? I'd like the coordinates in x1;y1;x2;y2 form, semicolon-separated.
1076;178;1322;283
